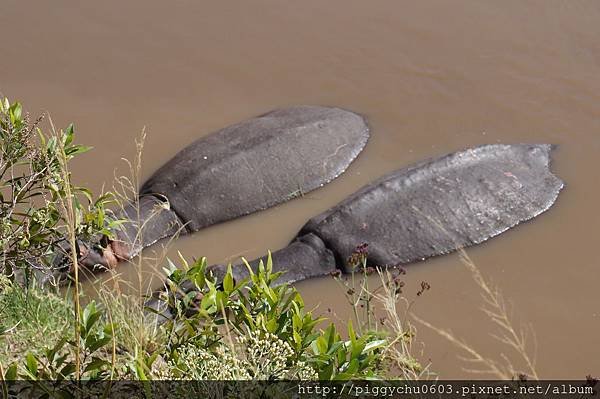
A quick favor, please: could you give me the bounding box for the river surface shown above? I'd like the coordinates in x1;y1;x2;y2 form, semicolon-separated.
2;0;599;378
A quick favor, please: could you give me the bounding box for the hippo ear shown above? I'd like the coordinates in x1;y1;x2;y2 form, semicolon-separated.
301;144;564;273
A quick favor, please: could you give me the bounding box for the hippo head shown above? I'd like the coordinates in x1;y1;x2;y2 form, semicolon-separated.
77;238;120;271
48;236;130;282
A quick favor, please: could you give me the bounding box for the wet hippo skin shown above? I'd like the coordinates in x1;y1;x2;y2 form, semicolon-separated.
214;144;563;283
76;105;370;270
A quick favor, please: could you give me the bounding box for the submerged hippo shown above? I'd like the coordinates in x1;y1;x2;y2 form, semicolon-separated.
73;106;563;290
77;105;369;270
209;143;563;284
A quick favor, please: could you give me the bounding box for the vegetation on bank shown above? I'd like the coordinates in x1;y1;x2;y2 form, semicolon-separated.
0;98;427;397
0;255;407;380
0;98;119;283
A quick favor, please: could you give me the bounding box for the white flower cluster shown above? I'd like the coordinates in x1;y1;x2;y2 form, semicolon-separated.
238;331;317;380
169;343;249;380
168;330;317;380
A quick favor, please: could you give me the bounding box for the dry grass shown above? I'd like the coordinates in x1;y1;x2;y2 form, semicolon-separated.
332;259;433;380
79;129;182;359
404;205;539;379
372;268;433;380
412;248;539;379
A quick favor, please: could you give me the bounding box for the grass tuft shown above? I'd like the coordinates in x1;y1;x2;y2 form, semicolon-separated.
0;275;72;364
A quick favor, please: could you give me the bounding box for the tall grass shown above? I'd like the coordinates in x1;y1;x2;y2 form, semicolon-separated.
402;205;539;379
412;248;539;379
99;129;184;357
373;268;432;380
0;275;72;364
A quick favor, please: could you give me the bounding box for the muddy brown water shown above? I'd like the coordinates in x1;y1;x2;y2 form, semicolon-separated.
2;0;599;379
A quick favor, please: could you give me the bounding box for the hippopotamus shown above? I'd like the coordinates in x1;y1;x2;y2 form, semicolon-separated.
77;105;369;270
207;143;563;285
73;106;564;292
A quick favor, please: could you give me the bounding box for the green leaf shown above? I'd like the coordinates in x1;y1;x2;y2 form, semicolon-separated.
258;259;265;275
200;284;217;312
265;317;278;333
46;337;67;363
188;261;206;289
25;353;38;375
65;145;92;157
223;264;234;293
47;136;57;152
83;357;109;373
265;251;273;274
4;363;17;380
337;344;347;365
145;352;159;369
103;322;116;336
293;330;302;349
347;320;356;342
81;301;102;337
64;124;74;146
58;363;76;379
82;301;96;327
320;363;333;380
168;268;183;284
216;290;229;310
10;102;22;122
350;339;366;360
87;335;112;354
84;310;103;337
75;186;93;203
315;336;327;354
134;357;148;381
185;290;200;308
326;341;344;356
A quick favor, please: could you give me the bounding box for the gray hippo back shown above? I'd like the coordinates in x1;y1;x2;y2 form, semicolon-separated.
140;106;369;232
300;144;564;273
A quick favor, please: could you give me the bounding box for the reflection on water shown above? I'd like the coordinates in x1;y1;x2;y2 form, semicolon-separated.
2;0;599;378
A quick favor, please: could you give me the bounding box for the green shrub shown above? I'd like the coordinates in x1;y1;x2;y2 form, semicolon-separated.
148;254;387;381
10;300;115;381
2;300;117;398
0;97;119;283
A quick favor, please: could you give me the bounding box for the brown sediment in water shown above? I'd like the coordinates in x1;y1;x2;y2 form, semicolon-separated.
1;0;599;379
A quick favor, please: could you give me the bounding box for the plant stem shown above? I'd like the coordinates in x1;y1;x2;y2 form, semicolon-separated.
52;118;81;379
0;360;8;399
362;259;371;331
